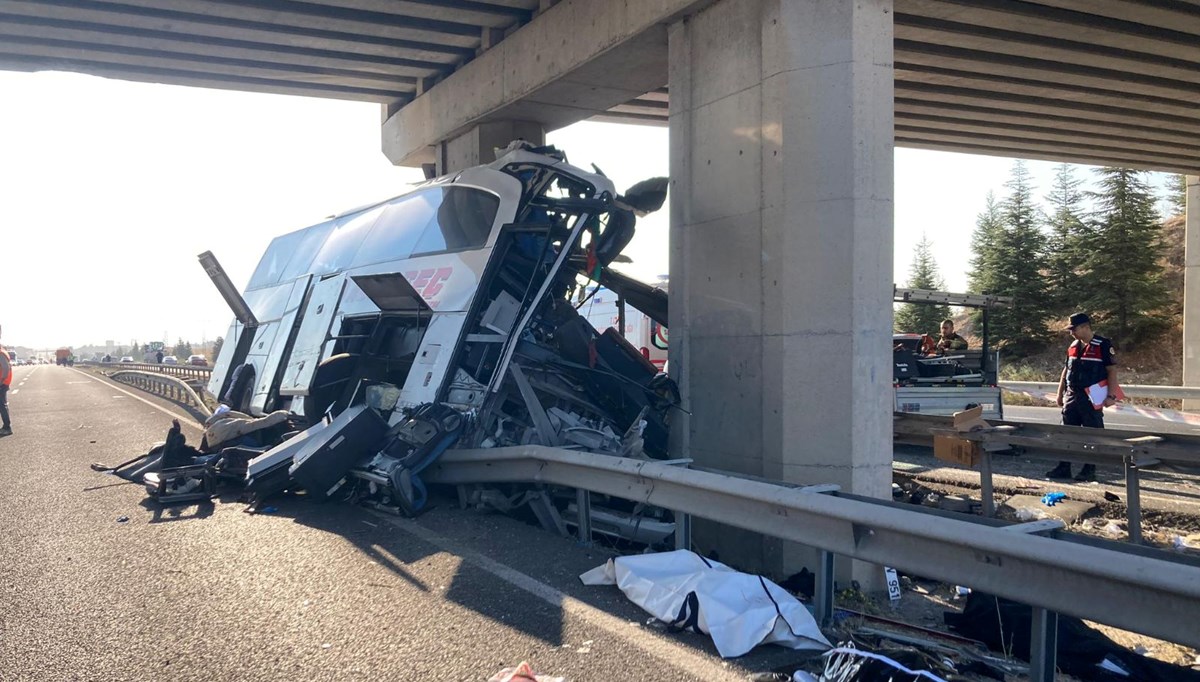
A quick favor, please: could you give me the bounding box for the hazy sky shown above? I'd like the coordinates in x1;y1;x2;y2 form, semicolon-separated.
0;70;1177;349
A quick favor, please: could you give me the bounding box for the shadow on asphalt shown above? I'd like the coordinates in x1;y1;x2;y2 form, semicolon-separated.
283;495;572;647
139;496;215;523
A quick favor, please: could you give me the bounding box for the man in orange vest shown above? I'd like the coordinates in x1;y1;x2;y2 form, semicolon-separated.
0;325;12;436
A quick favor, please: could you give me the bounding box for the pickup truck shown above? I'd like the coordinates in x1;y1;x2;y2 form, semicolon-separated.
892;288;1011;420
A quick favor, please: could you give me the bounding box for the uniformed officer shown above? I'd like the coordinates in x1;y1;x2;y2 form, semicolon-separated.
1046;313;1121;481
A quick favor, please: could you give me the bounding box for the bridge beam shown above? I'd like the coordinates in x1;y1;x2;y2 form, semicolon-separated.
1185;176;1200;411
669;0;894;582
379;0;701;167
435;120;545;174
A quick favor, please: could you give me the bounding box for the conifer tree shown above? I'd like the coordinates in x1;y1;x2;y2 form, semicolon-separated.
968;192;1002;296
1044;164;1088;316
895;234;951;335
987;161;1053;353
1084;168;1169;346
1167;174;1187;219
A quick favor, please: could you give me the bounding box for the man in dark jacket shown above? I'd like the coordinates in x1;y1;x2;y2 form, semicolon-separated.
1047;313;1121;482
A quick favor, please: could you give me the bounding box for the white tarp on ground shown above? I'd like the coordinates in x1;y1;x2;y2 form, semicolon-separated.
580;550;831;658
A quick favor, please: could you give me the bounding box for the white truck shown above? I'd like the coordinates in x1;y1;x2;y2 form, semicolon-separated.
892;288;1011;420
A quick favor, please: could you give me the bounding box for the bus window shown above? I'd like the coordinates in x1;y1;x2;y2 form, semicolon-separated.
246;229;306;290
309;205;384;275
351;190;439;267
279;220;335;281
411;187;500;256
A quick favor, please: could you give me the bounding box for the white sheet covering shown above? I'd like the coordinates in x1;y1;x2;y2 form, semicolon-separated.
580;550;831;658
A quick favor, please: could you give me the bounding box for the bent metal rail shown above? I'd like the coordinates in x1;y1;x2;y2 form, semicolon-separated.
79;360;213;382
425;445;1200;659
107;370;213;419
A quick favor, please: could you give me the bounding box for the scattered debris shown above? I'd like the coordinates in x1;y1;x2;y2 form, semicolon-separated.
115;515;129;523
937;494;976;514
580;549;830;658
1041;491;1067;507
1104;490;1121;503
93;144;681;545
488;661;564;682
1003;494;1096;525
945;592;1200;681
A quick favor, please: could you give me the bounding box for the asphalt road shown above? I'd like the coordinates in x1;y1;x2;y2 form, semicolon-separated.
0;365;809;681
1006;404;1200;436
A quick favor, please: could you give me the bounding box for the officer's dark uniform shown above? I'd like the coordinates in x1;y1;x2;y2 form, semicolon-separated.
1047;320;1115;480
1062;334;1115;428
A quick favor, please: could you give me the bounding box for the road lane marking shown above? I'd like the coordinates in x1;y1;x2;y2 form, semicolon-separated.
69;367;202;429
371;511;747;682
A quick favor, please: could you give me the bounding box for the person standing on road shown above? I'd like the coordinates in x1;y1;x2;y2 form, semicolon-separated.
0;327;13;437
1047;313;1121;482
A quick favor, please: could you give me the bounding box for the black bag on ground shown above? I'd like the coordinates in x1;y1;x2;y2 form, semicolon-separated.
945;592;1200;682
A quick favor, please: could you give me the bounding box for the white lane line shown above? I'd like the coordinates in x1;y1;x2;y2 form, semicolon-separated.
369;511;747;682
10;389;17;395
68;367;202;429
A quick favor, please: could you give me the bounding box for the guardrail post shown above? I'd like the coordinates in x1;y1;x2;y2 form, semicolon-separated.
979;449;995;518
1125;457;1143;545
575;488;591;545
674;510;691;551
1029;606;1058;682
814;549;835;627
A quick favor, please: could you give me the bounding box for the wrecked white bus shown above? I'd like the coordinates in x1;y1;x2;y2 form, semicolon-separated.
197;144;677;541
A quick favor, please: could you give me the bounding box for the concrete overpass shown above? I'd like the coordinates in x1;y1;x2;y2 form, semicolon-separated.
4;0;1200;573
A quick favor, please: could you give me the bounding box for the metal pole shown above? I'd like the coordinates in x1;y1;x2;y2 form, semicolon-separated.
814;550;835;627
1029;606;1058;682
576;488;592;545
1125;458;1143;545
979;450;995;517
617;296;626;338
674;510;691;551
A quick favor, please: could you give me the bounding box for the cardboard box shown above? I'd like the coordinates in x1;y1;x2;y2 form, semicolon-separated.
934;435;980;467
933;405;989;467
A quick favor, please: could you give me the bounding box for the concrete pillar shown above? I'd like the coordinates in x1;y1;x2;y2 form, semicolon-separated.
1184;176;1200;411
668;0;894;582
437;120;545;174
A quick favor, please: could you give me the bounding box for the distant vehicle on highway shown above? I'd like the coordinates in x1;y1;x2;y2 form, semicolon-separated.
55;347;73;367
162;356;179;365
187;354;207;366
119;356;134;363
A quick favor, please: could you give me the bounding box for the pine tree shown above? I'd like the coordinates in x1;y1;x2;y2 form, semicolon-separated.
1084;167;1170;347
1167;174;1187;219
968;193;1003;296
211;336;224;360
895;235;951;335
987;161;1053;354
1044;164;1088;316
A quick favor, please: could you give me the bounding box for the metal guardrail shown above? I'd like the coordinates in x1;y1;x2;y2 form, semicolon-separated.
80;360;213;382
108;370;213;419
1002;380;1200;401
894;412;1200;544
426;445;1200;665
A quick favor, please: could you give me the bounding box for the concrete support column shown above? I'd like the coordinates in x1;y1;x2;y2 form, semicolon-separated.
1184;176;1200;411
437;120;545;174
669;0;894;581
